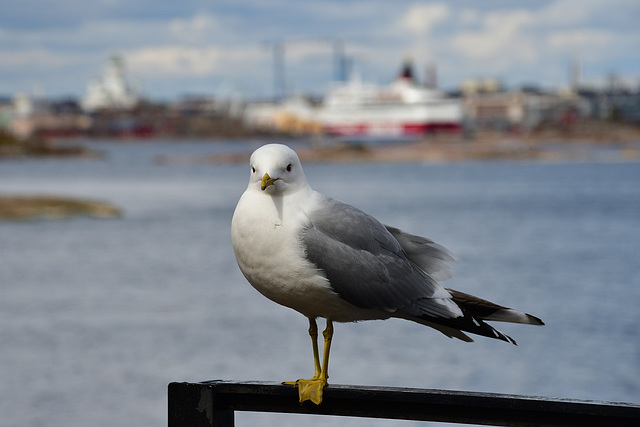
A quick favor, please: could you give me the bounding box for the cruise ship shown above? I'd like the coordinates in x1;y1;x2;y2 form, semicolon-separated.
316;62;463;137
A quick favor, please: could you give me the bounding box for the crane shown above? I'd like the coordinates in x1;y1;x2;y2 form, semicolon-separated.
262;38;349;100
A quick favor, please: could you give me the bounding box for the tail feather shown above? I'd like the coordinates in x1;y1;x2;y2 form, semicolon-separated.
396;288;544;345
398;308;518;345
446;288;545;326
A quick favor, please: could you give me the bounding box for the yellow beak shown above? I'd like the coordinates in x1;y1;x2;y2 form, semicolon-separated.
261;173;278;191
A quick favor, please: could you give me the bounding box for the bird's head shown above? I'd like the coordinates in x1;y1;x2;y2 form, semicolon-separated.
247;144;309;195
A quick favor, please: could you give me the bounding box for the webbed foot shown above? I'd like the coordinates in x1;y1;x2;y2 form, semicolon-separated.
283;319;333;405
285;378;327;405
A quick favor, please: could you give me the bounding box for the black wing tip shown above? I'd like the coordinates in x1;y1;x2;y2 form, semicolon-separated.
465;315;519;345
417;310;519;345
527;313;545;326
501;332;518;346
486;323;517;345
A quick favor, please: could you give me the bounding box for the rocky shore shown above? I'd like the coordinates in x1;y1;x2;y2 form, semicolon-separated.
157;121;640;166
291;136;640;164
0;196;122;221
0;131;102;159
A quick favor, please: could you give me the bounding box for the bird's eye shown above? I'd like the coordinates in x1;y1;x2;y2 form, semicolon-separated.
286;163;292;172
251;166;256;173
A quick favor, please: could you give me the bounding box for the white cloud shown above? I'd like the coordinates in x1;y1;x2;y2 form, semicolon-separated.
168;13;223;44
126;46;223;77
547;29;615;52
1;0;638;97
538;0;640;27
125;42;269;80
284;40;335;62
401;3;451;34
451;9;538;65
0;48;93;70
446;1;638;80
539;0;597;26
459;9;480;26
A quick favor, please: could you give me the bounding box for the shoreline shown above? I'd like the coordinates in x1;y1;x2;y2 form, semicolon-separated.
4;120;640;165
157;120;640;165
0;195;122;221
155;137;640;166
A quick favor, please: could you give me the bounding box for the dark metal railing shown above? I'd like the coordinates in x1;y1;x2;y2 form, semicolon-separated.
168;380;640;426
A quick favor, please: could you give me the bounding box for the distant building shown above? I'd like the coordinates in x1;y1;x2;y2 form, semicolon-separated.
460;78;504;96
81;55;139;112
13;93;36;117
577;87;640;124
0;96;18;129
463;88;588;131
6;93;91;139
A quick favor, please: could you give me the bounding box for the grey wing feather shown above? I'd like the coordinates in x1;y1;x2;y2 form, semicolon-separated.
300;198;533;344
300;198;459;318
385;225;457;281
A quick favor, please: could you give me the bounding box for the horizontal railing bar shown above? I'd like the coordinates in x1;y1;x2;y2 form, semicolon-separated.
168;380;640;427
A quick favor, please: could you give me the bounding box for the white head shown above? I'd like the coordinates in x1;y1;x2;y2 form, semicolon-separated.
247;144;309;195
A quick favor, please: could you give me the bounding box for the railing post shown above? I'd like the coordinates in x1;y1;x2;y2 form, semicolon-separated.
169;382;234;427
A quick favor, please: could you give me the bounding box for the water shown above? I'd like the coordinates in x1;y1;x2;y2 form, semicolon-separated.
1;140;639;426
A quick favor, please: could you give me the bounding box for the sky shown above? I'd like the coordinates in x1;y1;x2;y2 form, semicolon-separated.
1;0;639;100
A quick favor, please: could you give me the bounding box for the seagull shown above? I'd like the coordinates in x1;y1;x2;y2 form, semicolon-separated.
231;143;544;405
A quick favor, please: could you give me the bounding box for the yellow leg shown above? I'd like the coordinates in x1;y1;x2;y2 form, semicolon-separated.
284;318;334;405
306;318;322;379
321;320;333;381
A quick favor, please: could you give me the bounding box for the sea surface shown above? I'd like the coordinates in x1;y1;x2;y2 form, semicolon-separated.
1;139;639;426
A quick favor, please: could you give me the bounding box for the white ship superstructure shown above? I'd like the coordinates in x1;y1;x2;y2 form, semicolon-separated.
316;63;463;137
243;61;464;138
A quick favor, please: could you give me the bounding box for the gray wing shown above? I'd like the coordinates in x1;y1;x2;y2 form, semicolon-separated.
300;198;460;319
385;225;456;282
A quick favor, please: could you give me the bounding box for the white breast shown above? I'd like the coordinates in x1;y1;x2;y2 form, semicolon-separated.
231;189;387;322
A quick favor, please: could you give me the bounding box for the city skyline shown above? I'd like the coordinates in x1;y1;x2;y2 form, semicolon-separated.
1;0;639;100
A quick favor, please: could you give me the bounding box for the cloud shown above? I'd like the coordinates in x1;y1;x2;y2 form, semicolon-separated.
538;0;640;27
538;0;596;26
444;1;639;82
451;9;538;64
547;29;615;52
0;0;638;98
125;41;269;80
400;3;451;35
459;9;481;26
1;48;78;69
126;46;222;77
167;13;230;45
